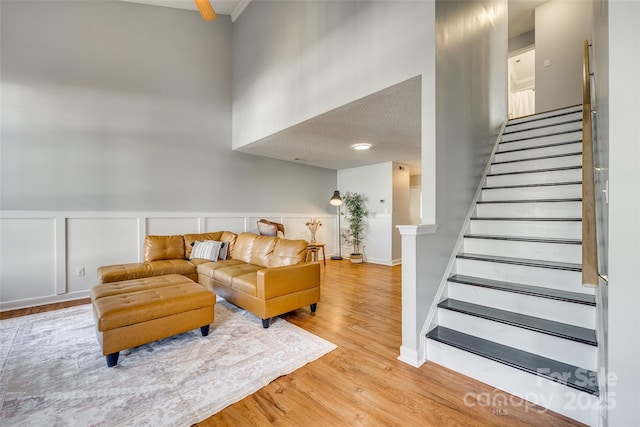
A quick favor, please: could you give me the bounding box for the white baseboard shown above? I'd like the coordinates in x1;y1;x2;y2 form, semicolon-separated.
397;345;425;367
1;290;90;312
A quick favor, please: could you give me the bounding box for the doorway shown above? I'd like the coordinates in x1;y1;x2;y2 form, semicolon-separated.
508;46;536;119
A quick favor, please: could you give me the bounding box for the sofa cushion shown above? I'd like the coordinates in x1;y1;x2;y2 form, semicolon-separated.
231;233;256;264
98;260;196;284
184;232;223;258
212;264;265;286
220;231;237;259
231;233;277;267
270;239;308;267
231;273;258;296
91;274;193;301
144;235;185;262
197;259;245;279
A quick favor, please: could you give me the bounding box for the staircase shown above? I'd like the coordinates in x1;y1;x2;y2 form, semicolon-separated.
425;105;600;426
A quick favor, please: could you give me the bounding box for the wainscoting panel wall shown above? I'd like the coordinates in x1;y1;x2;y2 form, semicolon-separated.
0;211;338;311
66;217;140;294
0;217;57;303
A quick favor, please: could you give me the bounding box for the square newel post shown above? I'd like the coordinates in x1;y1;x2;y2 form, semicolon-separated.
396;224;438;368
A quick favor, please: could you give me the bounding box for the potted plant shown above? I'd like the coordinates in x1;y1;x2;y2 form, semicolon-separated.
342;192;369;263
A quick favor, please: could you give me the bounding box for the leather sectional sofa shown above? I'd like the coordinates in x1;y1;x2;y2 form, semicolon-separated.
97;231;320;327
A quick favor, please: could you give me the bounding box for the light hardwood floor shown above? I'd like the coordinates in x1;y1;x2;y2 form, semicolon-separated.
1;260;584;426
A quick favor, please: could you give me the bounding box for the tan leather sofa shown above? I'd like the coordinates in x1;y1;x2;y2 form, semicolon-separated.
197;232;320;328
97;231;238;284
97;231;320;328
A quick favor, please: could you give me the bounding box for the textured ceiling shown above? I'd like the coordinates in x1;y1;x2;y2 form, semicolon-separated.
237;76;422;172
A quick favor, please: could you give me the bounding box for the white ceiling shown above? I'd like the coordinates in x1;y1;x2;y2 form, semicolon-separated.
120;0;249;21
118;0;548;174
509;48;536;91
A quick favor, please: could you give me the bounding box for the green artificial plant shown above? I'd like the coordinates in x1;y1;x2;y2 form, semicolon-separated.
342;192;369;255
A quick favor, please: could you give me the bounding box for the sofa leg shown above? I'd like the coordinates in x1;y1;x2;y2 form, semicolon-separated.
200;325;210;336
262;318;271;328
310;303;317;313
106;352;119;367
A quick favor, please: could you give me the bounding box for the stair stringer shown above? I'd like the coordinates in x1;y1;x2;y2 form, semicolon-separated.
417;121;508;360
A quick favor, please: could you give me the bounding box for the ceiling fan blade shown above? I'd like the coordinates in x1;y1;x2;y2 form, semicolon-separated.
194;0;217;21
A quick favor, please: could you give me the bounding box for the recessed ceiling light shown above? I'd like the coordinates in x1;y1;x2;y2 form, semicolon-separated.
352;143;372;151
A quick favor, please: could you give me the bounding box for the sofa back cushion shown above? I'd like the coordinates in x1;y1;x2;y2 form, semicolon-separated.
231;233;277;267
144;235;185;262
184;232;224;258
220;231;238;259
270;239;308;267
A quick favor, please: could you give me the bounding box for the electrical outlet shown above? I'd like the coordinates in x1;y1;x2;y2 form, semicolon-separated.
76;267;85;277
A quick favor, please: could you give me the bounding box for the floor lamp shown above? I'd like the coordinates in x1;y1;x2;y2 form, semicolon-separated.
329;190;343;260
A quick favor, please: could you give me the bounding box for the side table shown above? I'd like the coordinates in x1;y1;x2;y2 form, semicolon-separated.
305;243;326;266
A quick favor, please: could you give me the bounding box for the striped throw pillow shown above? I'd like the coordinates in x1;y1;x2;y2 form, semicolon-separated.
190;240;222;261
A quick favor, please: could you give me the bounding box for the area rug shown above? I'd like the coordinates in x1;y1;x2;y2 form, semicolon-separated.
0;300;336;426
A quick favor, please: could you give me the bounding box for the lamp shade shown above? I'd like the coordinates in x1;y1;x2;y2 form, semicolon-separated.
329;190;343;206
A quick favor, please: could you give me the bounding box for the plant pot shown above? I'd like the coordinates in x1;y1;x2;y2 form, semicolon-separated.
350;253;363;264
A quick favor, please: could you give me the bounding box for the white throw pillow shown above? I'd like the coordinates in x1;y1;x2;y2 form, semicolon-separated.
190;240;222;261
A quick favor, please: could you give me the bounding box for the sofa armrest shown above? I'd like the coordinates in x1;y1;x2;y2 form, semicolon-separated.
256;262;320;300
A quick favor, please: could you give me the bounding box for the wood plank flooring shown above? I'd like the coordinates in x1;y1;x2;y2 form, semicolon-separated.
1;261;585;426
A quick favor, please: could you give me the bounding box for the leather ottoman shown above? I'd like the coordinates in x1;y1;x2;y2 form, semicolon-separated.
90;274;215;367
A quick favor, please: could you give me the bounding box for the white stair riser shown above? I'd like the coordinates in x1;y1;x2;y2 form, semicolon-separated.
462;238;581;264
437;309;597;370
494;142;582;162
455;258;592;294
508;106;582;125
502;122;582;142
476;201;582;218
498;131;582;151
447;282;596;328
491;155;582;174
481;185;581;201
505;111;583;133
469;219;581;239
486;168;581;187
426;339;599;427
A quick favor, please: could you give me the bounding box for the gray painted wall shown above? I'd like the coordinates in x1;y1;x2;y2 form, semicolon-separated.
594;1;640;425
231;0;432;150
412;0;508;349
508;30;535;53
0;1;335;213
535;0;592;112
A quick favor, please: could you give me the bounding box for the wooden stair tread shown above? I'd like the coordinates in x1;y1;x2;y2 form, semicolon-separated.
492;151;582;165
426;326;599;395
463;234;581;245
487;165;581;177
456;253;582;272
470;217;581;222
497;140;582;154
476;198;581;204
483;181;582;190
448;274;595;305
503;118;582;135
505;107;582;127
500;129;583;144
438;299;597;346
